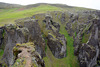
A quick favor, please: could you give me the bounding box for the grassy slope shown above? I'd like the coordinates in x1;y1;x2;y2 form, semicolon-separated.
0;5;60;26
0;49;4;59
0;4;93;26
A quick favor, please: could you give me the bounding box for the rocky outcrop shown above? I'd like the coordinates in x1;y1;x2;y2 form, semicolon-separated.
73;11;100;67
0;27;4;48
61;13;66;23
43;15;60;32
12;42;45;67
47;33;67;58
78;22;99;67
1;19;45;66
2;24;28;66
43;15;67;58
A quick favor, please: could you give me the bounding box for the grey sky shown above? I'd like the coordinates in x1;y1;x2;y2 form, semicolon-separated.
0;0;100;10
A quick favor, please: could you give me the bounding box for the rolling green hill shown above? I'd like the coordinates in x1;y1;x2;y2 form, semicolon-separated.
0;4;62;26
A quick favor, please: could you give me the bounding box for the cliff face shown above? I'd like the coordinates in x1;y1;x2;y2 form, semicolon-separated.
0;20;46;67
0;9;100;67
73;11;100;67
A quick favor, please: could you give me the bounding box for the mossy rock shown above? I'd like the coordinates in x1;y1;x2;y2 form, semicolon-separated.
5;24;17;30
12;58;26;67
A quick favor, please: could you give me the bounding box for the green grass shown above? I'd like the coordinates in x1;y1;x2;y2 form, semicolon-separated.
74;32;77;37
0;5;61;26
0;50;4;56
59;23;79;67
0;4;93;26
82;33;90;43
0;49;4;59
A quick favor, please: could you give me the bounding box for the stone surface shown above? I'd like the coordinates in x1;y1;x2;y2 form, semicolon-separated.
47;33;67;58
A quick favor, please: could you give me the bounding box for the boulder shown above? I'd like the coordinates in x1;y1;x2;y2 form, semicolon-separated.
47;33;67;58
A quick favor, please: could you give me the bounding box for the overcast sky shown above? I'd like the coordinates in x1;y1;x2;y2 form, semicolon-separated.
0;0;100;10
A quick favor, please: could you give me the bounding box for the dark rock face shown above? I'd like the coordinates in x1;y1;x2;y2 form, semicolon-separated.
78;30;99;67
22;19;46;57
43;15;67;58
2;24;29;66
61;13;66;23
0;27;4;47
78;12;100;67
2;20;45;66
64;10;100;67
51;22;60;32
43;15;60;32
47;33;67;58
44;15;52;30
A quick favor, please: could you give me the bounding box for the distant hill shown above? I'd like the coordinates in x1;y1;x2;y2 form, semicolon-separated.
24;3;72;9
0;2;22;9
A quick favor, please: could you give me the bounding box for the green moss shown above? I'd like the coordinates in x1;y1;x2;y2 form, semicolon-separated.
0;50;4;57
51;25;57;32
72;22;77;30
0;49;4;60
16;42;34;47
82;23;92;34
20;27;29;36
0;50;7;67
0;61;7;67
74;32;77;37
13;42;35;57
48;33;56;39
2;30;5;38
6;24;17;30
82;33;90;43
32;63;38;67
13;47;19;57
59;40;64;45
12;58;26;67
